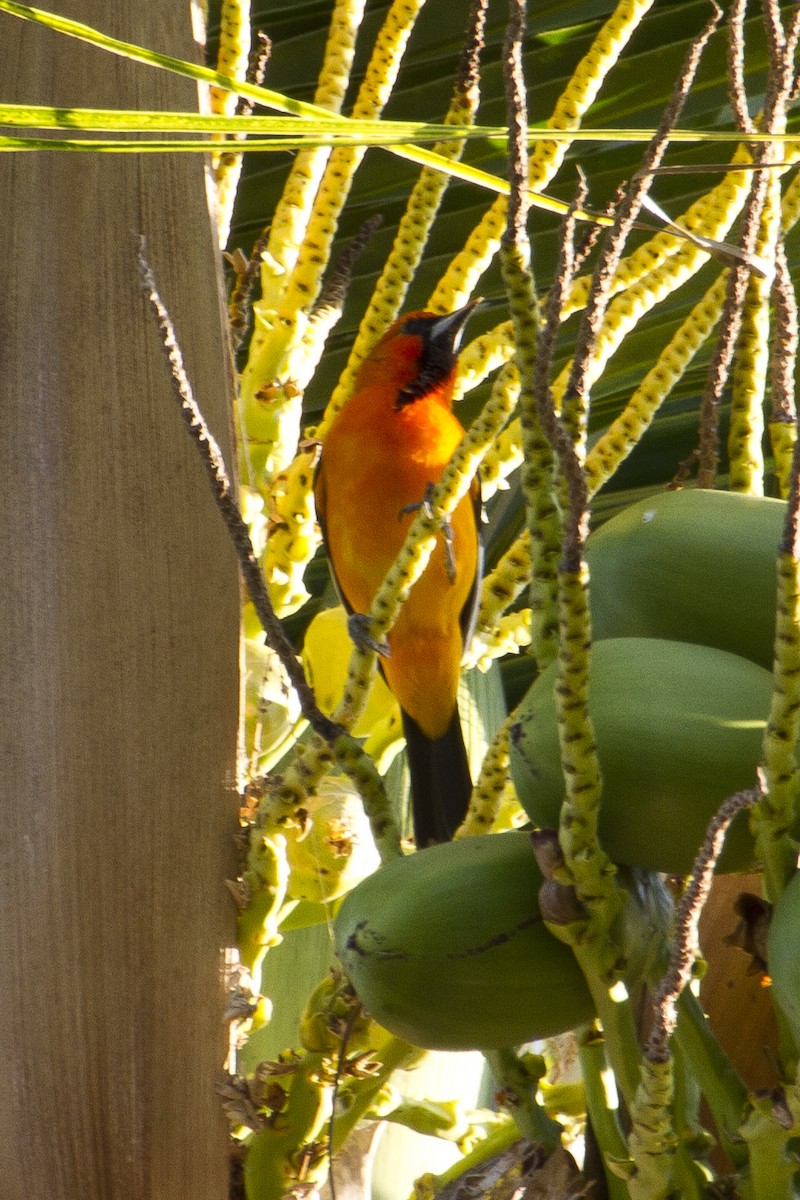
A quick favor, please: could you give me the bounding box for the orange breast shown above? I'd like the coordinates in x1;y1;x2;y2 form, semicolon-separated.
315;387;478;738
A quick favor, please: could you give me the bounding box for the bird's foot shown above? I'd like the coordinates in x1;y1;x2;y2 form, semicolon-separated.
398;480;436;521
347;612;391;658
398;483;457;583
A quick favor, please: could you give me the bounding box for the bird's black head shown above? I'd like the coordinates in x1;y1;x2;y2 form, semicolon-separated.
394;299;484;409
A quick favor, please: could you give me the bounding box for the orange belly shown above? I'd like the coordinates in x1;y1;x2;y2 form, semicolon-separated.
315;394;478;738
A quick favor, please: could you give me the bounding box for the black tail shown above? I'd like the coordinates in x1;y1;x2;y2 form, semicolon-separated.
402;706;472;848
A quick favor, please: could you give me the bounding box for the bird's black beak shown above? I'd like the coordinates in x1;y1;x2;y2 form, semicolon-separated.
427;298;487;353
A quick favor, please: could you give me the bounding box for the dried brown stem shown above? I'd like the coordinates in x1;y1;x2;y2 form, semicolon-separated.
762;0;786;59
696;4;799;488
455;0;489;106
534;181;591;571
502;0;530;241
727;0;755;135
228;223;272;354
647;778;764;1063
770;238;798;425
313;215;383;317
240;30;272;111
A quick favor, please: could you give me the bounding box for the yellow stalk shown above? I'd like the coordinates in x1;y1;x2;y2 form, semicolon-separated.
210;0;250;245
585;271;726;495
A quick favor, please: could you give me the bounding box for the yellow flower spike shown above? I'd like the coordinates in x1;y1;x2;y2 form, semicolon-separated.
585;271;727;496
479;418;524;500
256;0;367;312
242;0;438;482
210;0;250;117
452;321;515;405
237;0;367;488
240;485;269;560
262;447;319;616
433;0;658;312
210;0;250;246
317;7;484;436
527;0;656;187
301;605;398;738
585;148;800;498
564;148;756;320
728;174;782;496
561;240;738;437
484;228;746;500
755;547;800;902
457;716;525;836
770;422;797;498
238;310;309;487
279;0;430;325
430;194;509;316
473;521;532;648
466;609;533;671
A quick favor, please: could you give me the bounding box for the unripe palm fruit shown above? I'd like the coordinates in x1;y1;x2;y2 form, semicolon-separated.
766;868;800;1051
586;489;784;670
335;832;670;1051
509;638;772;875
336;832;591;1049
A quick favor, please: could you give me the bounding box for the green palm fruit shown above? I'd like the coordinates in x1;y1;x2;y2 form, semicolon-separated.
766;868;800;1052
586;489;784;669
335;831;670;1051
510;638;773;874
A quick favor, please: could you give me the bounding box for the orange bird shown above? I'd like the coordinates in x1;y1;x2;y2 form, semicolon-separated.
314;303;483;848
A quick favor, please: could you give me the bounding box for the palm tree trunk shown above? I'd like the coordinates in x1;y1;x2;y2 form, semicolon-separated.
0;5;240;1197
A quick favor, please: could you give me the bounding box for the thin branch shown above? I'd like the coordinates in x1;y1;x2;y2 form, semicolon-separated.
647;777;764;1063
455;0;489;108
534;179;592;570
697;3;800;487
502;0;529;242
312;214;383;317
727;0;755;135
565;4;723;419
227;223;271;354
136;239;341;746
770;237;798;425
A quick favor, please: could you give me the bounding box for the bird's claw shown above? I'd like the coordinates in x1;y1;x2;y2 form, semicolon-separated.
398;481;436;521
441;517;456;584
399;483;457;583
347;612;391;658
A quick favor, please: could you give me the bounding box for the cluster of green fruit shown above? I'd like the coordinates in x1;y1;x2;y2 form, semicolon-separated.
335;490;788;1051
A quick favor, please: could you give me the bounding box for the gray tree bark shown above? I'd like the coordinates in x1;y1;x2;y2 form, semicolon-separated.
0;4;240;1197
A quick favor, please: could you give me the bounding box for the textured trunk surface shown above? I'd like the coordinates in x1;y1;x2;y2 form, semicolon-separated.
0;4;240;1198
